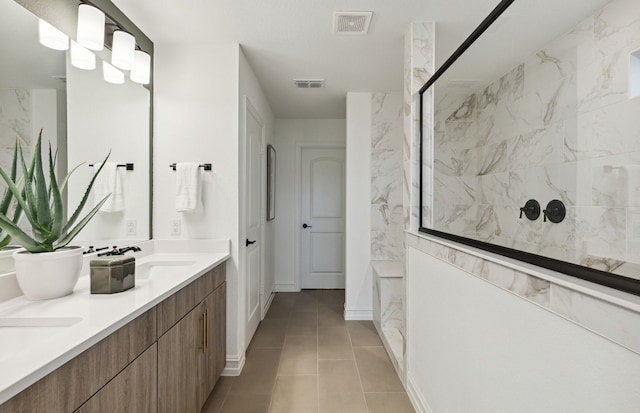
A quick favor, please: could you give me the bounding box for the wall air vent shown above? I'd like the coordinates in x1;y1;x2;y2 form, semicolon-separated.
333;12;373;35
294;79;325;89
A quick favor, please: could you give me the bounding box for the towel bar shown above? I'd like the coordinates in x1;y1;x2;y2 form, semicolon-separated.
169;163;212;171
88;163;134;171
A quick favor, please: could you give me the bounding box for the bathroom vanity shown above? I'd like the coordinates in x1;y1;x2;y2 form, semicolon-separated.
0;240;229;413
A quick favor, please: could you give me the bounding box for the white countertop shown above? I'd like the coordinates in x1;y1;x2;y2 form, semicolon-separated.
0;239;230;405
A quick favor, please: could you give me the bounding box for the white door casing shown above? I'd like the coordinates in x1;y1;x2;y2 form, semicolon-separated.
300;147;346;289
244;98;263;345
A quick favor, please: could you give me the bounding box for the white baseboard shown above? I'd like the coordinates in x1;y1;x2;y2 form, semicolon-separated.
221;352;246;376
344;306;373;320
275;281;298;292
406;372;432;413
261;292;275;319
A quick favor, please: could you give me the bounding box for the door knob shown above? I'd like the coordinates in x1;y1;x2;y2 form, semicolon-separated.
302;223;312;228
246;239;256;247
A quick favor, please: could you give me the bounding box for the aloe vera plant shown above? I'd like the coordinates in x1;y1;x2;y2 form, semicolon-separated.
0;129;110;253
0;141;27;248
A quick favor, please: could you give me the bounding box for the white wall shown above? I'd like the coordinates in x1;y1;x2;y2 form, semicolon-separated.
406;247;640;413
273;118;346;292
238;48;276;316
345;93;372;319
66;59;150;244
152;42;245;372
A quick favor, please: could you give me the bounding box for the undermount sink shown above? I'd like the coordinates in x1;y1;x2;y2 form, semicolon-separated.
135;261;196;279
0;317;82;328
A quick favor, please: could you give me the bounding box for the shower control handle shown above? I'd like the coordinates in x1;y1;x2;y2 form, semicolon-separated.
542;200;566;223
519;199;540;221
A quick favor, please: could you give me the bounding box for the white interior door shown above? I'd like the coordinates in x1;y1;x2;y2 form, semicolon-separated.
245;101;263;343
300;147;346;289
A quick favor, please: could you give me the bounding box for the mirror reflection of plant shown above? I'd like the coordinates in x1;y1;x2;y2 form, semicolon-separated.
0;129;110;252
0;142;29;248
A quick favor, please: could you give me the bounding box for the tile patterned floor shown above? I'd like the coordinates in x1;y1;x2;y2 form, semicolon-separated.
202;290;415;413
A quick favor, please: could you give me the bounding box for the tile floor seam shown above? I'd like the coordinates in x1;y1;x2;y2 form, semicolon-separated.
267;343;285;412
345;317;370;413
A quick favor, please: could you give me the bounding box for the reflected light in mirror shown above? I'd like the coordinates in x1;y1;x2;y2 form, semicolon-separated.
130;50;151;84
38;19;68;50
70;40;96;70
103;61;124;84
112;30;135;70
77;4;104;51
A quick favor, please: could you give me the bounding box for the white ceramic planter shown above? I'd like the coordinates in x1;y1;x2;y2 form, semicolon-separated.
13;246;83;300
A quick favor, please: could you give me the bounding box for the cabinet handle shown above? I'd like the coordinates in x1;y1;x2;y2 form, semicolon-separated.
201;312;207;352
204;310;209;351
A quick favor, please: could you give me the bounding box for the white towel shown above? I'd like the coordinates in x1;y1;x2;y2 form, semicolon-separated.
93;163;124;213
175;163;201;212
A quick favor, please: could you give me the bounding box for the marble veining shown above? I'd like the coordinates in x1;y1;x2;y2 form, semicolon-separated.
405;22;435;230
407;232;640;355
0;89;32;172
428;0;640;278
371;92;404;261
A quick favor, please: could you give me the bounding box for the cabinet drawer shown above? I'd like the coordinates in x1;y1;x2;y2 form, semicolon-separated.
75;344;157;413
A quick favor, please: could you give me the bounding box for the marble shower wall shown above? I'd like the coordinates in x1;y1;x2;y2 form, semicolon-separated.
404;22;435;231
0;89;32;172
372;92;404;261
431;0;640;280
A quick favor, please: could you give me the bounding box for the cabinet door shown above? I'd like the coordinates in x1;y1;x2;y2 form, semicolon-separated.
198;283;227;404
198;292;216;406
76;344;157;413
158;303;204;413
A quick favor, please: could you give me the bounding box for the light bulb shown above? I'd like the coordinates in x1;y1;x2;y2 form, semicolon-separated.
112;31;136;70
103;61;124;84
130;50;151;84
77;4;105;51
70;40;96;70
38;19;69;50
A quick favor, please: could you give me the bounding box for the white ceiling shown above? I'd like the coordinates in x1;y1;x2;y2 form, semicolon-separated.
111;0;501;118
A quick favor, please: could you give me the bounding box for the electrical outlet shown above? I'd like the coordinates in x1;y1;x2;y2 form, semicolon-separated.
125;219;137;236
171;219;181;235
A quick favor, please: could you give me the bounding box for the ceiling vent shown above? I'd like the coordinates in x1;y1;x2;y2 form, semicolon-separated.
294;79;325;89
333;12;373;35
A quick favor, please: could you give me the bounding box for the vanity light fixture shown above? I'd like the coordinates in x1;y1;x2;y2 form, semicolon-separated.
70;40;96;70
103;61;124;84
130;50;151;84
111;30;135;70
77;4;105;51
38;19;69;50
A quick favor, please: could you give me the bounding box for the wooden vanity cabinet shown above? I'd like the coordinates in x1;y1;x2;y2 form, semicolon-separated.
0;262;227;413
0;308;157;413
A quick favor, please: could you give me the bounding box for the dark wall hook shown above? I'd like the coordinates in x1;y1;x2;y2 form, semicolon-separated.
519;199;540;221
543;199;566;223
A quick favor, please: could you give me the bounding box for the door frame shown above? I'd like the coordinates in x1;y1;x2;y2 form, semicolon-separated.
294;142;346;291
240;95;265;345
